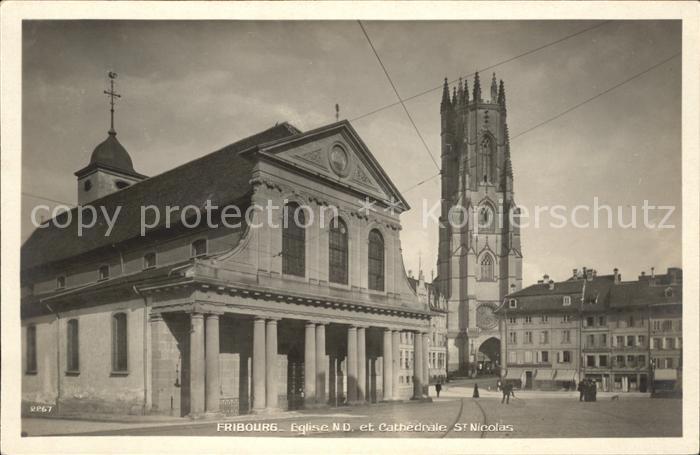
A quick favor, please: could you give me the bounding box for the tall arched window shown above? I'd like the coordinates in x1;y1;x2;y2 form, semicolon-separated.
480;254;494;281
368;229;385;291
329;218;349;284
66;319;80;373
480;135;494;183
282;202;306;277
112;312;128;373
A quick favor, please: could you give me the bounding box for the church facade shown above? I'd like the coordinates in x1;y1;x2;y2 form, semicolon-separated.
21;111;438;417
434;73;523;376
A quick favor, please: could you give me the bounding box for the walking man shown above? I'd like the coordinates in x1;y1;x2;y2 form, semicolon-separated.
501;382;513;404
435;382;442;398
578;379;586;402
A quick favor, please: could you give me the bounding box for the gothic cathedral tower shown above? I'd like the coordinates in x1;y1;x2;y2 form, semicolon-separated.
435;73;523;376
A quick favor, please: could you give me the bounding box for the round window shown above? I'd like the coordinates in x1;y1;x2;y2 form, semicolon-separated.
329;144;350;177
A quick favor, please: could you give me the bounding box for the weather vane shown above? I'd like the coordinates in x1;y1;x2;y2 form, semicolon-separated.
104;71;121;133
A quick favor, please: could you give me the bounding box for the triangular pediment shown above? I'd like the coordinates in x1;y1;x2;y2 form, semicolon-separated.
256;121;408;210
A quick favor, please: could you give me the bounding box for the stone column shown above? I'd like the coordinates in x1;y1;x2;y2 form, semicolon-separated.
315;323;327;404
382;329;393;401
391;330;400;400
357;327;367;402
413;331;424;400
150;313;165;412
266;319;279;410
422;332;430;396
347;326;358;403
205;314;220;413
304;322;316;406
252;317;266;411
189;313;206;415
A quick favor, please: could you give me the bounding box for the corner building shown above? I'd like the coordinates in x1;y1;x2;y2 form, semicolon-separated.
435;73;523;377
21;120;433;418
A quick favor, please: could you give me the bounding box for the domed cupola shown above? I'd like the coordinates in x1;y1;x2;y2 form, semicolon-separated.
74;72;147;204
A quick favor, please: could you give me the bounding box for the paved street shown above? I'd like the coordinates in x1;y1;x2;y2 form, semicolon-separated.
23;394;681;438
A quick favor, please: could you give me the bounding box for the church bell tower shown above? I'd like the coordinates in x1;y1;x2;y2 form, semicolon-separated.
435;73;523;376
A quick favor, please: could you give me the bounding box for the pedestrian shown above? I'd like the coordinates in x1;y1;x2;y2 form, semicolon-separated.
473;383;480;398
591;380;598;402
501;383;512;404
496;379;503;392
435;382;442;398
578;379;585;402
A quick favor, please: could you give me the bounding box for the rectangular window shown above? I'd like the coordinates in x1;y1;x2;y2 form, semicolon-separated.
562;315;571;323
143;252;157;269
524;351;532;363
562;330;571;343
653;320;661;331
664;337;674;349
653;338;662;349
637;335;646;348
541;351;549;363
599;355;608;367
587;334;595;347
627;355;636;367
662;320;673;332
66;319;79;373
112;313;128;373
509;332;517;344
562;351;571;363
627;335;635;347
524;331;532;344
598;316;605;326
26;325;37;374
191;238;207;258
615;336;624;347
665;358;674;369
628;315;634;328
524;316;532;324
508;351;516;363
600;334;607;346
541;315;548;323
98;265;109;281
508;317;517;324
540;331;549;344
586;355;595;367
637;355;645;367
586;317;594;327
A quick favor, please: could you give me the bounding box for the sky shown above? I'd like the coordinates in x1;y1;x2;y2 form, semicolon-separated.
21;20;682;285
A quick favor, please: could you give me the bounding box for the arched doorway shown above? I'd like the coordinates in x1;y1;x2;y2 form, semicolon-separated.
477;337;501;377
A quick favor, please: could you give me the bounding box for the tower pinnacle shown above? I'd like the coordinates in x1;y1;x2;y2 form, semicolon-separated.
441;77;451;112
473;72;482;102
498;80;506;107
490;73;498;102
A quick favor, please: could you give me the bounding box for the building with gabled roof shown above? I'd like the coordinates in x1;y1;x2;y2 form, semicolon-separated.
496;266;683;394
21;96;434;417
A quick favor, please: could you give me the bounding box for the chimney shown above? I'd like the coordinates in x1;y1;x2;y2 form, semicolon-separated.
572;268;578;279
613;268;620;284
548;280;555;290
586;269;593;281
543;274;550;282
651;267;655;278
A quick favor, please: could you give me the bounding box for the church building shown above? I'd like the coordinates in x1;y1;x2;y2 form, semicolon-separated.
21;76;438;417
434;73;523;377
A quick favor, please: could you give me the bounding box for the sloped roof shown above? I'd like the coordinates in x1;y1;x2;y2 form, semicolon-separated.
22;123;299;270
609;281;683;308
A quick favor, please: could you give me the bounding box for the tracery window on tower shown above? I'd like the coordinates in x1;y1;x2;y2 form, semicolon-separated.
480;135;495;183
479;253;495;281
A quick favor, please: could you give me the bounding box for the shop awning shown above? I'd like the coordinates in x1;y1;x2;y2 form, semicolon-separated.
654;369;677;381
535;369;555;380
555;370;577;381
504;368;523;380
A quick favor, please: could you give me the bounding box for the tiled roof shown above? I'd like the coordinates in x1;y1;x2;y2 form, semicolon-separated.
22;123;299;270
609;281;682;308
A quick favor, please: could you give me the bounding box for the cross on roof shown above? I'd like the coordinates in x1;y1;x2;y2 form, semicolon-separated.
103;71;121;133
